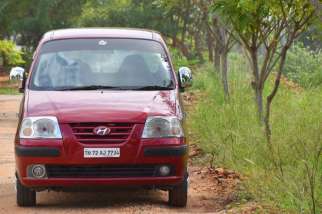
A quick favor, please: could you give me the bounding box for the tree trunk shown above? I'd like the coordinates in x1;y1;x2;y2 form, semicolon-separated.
264;46;288;144
249;49;263;121
255;88;264;122
207;31;214;62
181;17;187;43
221;51;229;97
172;37;192;59
262;47;289;178
172;35;177;48
194;32;204;63
214;42;221;72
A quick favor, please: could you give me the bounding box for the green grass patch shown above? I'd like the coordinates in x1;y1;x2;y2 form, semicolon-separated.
0;87;19;94
187;54;322;213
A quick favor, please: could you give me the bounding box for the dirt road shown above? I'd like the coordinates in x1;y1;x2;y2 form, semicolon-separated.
0;95;238;214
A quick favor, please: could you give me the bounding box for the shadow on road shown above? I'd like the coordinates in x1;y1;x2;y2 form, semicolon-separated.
36;189;167;208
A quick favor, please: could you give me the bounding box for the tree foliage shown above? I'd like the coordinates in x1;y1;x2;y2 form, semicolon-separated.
214;0;317;132
0;40;25;72
78;0;210;61
0;0;85;47
214;1;319;212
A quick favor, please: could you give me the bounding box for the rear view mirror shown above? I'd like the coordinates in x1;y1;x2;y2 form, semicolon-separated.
178;67;192;90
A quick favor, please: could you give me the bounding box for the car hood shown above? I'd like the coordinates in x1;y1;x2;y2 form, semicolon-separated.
26;90;178;123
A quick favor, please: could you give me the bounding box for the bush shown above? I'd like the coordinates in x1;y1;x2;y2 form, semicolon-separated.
188;55;322;213
169;47;199;71
0;40;25;72
284;43;322;88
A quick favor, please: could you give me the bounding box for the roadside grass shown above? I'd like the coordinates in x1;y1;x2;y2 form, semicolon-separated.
0;87;19;95
187;54;322;213
0;77;20;95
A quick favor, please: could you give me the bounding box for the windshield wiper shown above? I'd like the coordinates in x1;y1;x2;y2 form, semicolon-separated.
131;85;174;90
56;84;175;91
59;85;124;91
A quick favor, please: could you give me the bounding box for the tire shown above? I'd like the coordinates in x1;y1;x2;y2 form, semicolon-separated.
16;177;36;207
168;177;188;207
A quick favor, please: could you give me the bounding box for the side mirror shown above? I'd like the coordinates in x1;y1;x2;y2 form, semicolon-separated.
178;67;192;90
19;72;28;93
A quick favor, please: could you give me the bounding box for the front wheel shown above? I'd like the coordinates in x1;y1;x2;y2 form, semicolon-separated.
168;178;188;207
16;177;36;207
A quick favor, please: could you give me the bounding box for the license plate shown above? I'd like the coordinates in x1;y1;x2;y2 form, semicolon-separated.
84;148;120;158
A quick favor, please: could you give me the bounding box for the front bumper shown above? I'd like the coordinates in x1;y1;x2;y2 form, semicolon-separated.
15;138;188;189
20;176;184;189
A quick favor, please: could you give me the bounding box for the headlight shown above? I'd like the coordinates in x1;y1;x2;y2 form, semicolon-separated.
142;116;184;138
19;116;62;139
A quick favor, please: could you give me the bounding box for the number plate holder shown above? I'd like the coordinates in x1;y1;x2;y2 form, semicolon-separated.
84;148;120;158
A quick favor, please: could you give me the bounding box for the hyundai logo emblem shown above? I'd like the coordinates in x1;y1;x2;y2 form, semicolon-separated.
98;40;107;46
93;126;111;136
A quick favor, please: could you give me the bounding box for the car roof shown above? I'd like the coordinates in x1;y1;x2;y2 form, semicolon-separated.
42;28;163;43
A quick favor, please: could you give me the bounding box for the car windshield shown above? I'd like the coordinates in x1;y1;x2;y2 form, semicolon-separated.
30;39;174;91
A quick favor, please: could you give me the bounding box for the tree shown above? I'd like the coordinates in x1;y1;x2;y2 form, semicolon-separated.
0;40;25;72
0;0;21;39
2;0;85;49
195;0;236;97
299;1;322;50
208;16;235;97
214;0;318;144
78;0;208;62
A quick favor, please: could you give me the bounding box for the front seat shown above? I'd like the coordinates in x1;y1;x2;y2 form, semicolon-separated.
118;54;153;86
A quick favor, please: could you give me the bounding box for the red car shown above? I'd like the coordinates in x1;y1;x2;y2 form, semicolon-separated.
15;28;192;207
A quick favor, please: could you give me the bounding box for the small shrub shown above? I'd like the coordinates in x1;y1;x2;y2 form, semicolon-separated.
0;40;25;72
284;43;322;88
169;47;199;71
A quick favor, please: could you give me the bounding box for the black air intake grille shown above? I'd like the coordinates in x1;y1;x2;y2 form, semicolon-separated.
46;165;158;178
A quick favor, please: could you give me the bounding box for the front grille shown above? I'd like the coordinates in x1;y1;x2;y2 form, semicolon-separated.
69;122;134;144
46;165;157;178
